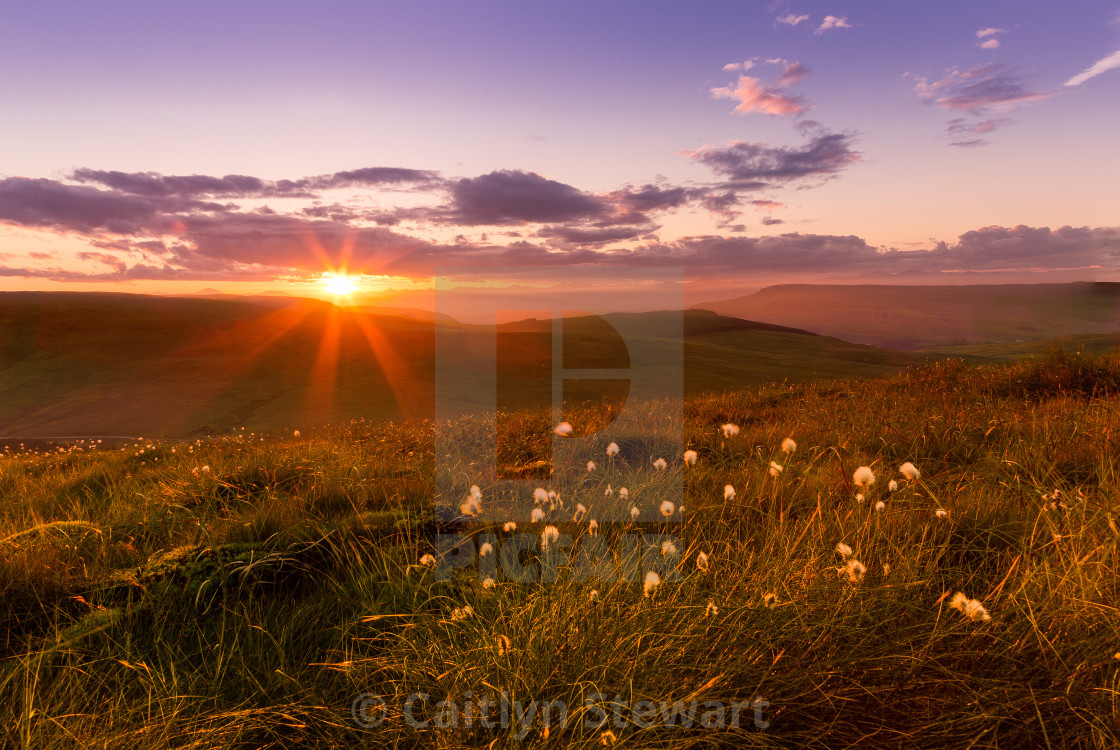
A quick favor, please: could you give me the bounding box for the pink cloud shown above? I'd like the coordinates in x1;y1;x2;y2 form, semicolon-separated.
816;15;852;33
980;38;1000;49
776;13;808;26
711;76;805;116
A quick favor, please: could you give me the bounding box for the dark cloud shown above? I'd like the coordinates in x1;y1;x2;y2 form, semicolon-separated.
318;167;440;189
684;132;860;187
607;184;694;214
436;170;609;226
0;177;203;233
761;217;785;225
914;65;1050;146
777;61;811;87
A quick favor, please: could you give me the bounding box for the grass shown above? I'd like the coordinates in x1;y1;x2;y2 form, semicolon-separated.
1;351;1119;748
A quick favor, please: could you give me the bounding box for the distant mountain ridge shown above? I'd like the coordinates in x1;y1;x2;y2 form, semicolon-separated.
696;282;1120;350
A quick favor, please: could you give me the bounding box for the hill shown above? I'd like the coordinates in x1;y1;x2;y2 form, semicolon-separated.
0;293;920;437
696;281;1120;350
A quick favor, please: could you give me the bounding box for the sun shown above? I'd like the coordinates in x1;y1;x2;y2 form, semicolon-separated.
322;274;358;296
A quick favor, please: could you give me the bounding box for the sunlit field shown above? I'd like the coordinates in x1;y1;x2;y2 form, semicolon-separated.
2;351;1119;748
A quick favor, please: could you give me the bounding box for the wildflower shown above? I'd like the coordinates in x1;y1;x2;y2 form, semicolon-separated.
450;605;474;621
949;592;968;611
600;729;617;746
661;540;677;556
293;430;300;437
706;600;719;617
763;593;777;609
683;449;698;466
935;509;948;519
531;507;544;523
470;485;482;499
844;559;867;583
721;423;740;437
769;461;783;477
697;551;710;571
679;505;686;514
883;563;891;576
653;457;668;470
875;501;885;512
724;484;736;500
781;437;797;453
643;570;661;597
574;503;587;522
660;500;675;517
630;505;640;521
835;542;852;558
482;577;496;590
618;487;629;500
496;634;511;655
605;484;613;497
606;442;620;456
533;488;549;504
899;462;920;480
503;521;517;532
480;542;493;556
587;461;596;472
542;525;560;548
853;466;875;486
855;493;864;503
420;554;436;567
888;480;898;492
589;589;599;602
554;422;573;436
461;496;482;516
589;519;598;535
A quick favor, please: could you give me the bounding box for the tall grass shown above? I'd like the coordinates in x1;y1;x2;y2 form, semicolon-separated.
1;351;1119;748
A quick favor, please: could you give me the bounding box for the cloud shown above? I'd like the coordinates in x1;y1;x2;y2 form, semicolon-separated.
776;13;808;26
749;200;785;211
435;170;610;226
777;61;811;86
1065;49;1120;86
815;15;852;33
711;75;806;116
722;62;742;72
947;117;1013;135
761;217;785;225
976;27;1005;38
683;132;860;187
916;63;1050;113
980;39;1000;49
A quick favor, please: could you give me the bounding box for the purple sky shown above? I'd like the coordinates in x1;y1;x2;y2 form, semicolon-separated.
1;0;1118;309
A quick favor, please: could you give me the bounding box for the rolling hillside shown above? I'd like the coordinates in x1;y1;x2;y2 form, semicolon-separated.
0;293;921;437
696;281;1120;350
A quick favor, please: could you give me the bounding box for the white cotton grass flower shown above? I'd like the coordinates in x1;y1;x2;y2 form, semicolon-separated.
533;488;549;504
531;507;544;523
630;505;640;521
781;437;797;453
606;442;620;456
949;592;992;622
482;577;496;590
589;519;598;535
724;484;736;500
935;509;948;519
697;551;710;571
541;525;560;548
605;485;613;497
420;554;436;567
883;563;891;576
705;600;719;617
721;423;740;437
769;461;783;477
503;521;517;532
470;485;482;499
855;493;865;503
573;503;587;522
480;542;493;557
853;466;876;486
450;605;474;621
835;542;853;558
875;501;885;512
660;500;675;517
587;461;596;472
618;487;628;500
844;559;867;583
683;449;698;466
899;462;920;480
653;457;668;470
763;593;778;609
293;430;300;437
661;540;677;556
554;422;573;436
888;480;898;492
643;570;661;597
589;589;599;602
461;495;482;516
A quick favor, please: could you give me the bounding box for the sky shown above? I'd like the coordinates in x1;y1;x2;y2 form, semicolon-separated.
1;0;1118;314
